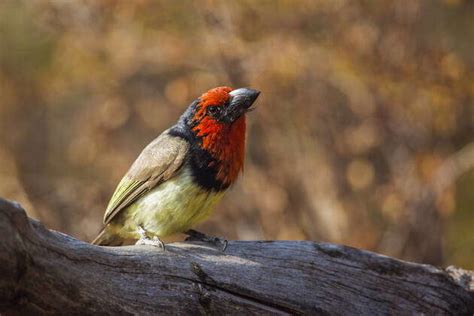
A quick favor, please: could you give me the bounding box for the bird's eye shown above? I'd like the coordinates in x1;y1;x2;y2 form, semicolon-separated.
207;106;221;116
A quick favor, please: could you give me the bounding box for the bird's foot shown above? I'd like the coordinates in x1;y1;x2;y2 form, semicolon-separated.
184;229;228;251
135;236;166;250
136;226;165;250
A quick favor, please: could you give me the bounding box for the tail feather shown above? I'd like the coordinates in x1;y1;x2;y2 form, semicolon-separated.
91;226;124;246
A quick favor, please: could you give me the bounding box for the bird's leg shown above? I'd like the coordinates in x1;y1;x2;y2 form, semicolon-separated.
184;229;228;251
135;225;165;250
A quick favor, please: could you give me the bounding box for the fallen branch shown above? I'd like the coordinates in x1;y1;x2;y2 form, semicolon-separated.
0;198;472;315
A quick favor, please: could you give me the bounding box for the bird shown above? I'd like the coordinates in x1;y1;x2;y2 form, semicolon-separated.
92;86;260;249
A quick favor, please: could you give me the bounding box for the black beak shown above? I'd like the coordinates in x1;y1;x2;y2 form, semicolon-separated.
226;88;260;122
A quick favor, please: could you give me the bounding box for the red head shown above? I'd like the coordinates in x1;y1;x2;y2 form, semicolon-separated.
186;86;260;187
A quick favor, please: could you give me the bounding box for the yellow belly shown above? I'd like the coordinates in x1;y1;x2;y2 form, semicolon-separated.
111;168;224;239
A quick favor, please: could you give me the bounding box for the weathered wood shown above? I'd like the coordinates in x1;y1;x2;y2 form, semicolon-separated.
0;198;472;315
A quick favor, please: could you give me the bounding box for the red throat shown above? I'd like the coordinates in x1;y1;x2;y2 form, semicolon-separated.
193;116;246;186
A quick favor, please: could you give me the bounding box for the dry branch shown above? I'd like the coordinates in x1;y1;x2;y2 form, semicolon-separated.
0;198;472;315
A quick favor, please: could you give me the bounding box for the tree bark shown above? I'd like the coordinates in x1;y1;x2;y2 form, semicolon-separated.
0;198;472;315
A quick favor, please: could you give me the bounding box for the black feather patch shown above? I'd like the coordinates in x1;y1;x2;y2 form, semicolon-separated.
169;113;229;192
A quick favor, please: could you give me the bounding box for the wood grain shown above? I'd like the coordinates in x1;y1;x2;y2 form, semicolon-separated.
0;198;472;315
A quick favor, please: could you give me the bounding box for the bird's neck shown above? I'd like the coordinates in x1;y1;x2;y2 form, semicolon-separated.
193;116;246;187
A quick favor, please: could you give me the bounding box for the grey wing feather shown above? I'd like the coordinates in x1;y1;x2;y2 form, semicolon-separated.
103;130;189;225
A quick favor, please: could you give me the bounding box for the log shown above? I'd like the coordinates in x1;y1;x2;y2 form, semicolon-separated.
0;198;472;315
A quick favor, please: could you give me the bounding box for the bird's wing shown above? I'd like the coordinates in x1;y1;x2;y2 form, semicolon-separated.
103;130;189;225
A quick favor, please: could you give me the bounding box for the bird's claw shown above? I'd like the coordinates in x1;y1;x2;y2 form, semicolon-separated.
184;229;227;252
136;226;165;250
135;236;166;250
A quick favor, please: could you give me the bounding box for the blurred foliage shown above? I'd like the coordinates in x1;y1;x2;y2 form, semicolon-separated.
0;0;473;267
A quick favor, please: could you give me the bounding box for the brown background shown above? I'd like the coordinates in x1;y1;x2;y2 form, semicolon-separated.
1;0;473;268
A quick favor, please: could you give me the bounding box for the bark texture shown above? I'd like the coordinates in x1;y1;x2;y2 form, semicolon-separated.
0;198;473;315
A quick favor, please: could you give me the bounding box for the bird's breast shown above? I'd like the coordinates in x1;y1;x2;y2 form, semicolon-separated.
125;166;224;237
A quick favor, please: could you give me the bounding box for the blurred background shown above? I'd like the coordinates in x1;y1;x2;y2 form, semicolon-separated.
0;0;473;268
